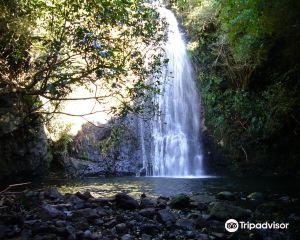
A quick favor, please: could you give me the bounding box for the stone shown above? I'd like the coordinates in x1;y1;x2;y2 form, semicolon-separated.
25;190;38;198
104;219;117;228
169;194;190;209
194;216;208;229
127;220;137;229
279;196;290;203
121;234;134;240
116;223;127;234
72;208;98;219
255;202;281;219
216;191;235;201
247;192;265;202
65;194;85;209
197;202;208;211
41;203;63;218
157;196;169;208
211;232;225;239
52;203;72;210
33;233;58;239
141;234;152;240
140;198;156;208
157;209;176;224
115;193;139;210
75;191;93;200
73;220;89;231
208;202;252;220
139;168;147;176
89;197;114;206
44;188;62;200
66;225;76;240
83;230;92;238
96;207;109;217
139;208;157;219
91;232;102;239
140;223;159;235
197;233;210;240
54;220;66;227
185;231;196;238
93;218;104;226
176;219;195;230
55;227;68;237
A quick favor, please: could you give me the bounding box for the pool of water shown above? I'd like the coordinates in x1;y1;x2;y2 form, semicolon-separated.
35;176;300;199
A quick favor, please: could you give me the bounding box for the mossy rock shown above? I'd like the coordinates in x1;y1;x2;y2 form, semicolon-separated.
208;202;252;220
216;191;235;201
169;194;190;209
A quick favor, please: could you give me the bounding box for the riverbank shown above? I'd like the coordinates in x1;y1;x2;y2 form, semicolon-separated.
1;185;299;239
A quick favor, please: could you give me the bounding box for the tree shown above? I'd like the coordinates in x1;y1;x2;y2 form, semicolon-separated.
0;0;166;129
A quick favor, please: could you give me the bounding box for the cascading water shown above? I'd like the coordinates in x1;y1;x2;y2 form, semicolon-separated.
149;7;204;177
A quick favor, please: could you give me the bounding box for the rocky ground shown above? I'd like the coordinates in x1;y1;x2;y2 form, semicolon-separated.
0;188;299;240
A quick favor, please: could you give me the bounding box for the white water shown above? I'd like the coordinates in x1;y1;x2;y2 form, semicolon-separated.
149;7;204;177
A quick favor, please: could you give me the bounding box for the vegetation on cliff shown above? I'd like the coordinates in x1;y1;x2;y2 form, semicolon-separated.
168;0;300;175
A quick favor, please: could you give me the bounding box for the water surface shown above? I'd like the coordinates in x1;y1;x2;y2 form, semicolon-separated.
37;176;300;199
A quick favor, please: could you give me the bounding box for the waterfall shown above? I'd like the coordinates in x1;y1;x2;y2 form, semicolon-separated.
148;7;204;177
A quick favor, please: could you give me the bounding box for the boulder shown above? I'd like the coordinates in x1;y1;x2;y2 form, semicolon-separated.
247;192;264;202
121;234;134;240
208;202;252;220
157;196;169;208
216;191;235;201
115;193;139;210
140;198;156;208
139;168;147;176
139;208;157;219
116;223;127;234
279;196;290;203
41;204;64;218
169;194;190;209
75;191;93;201
65;194;85;209
255;202;281;219
157;209;176;224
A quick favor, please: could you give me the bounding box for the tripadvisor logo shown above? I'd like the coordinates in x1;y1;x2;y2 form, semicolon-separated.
225;219;239;232
225;219;289;232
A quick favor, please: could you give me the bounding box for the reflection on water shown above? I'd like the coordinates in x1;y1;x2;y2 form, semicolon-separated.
38;176;300;198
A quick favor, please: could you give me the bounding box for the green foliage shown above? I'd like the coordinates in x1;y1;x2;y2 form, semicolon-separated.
51;124;73;159
99;124;137;158
219;0;271;64
170;0;300;175
99;126;124;156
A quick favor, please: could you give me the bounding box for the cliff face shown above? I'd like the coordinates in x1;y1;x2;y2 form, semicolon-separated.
0;94;51;181
0;92;145;180
51;117;144;177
